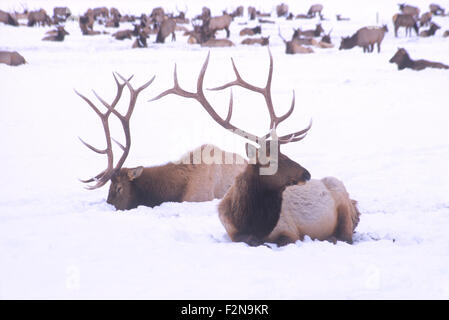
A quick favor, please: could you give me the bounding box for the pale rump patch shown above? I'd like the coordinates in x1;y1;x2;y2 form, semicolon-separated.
266;177;359;244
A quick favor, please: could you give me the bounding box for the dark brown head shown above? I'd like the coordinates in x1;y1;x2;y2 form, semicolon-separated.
389;47;409;69
245;140;310;191
260;36;270;46
339;35;356;50
107;167;143;210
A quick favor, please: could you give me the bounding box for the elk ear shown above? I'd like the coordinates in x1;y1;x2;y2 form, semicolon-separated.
127;166;144;181
245;143;257;161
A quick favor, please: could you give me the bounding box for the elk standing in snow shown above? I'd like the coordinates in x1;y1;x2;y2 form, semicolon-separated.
156;18;176;43
339;25;388;53
77;74;246;210
27;9;52;27
393;13;419;37
307;4;323;18
398;3;420;18
205;13;233;38
152;51;360;246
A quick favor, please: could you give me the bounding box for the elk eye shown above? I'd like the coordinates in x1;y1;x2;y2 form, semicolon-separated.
116;186;123;194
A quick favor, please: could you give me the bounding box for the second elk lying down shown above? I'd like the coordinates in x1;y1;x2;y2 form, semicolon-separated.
76;74;246;210
152;51;360;246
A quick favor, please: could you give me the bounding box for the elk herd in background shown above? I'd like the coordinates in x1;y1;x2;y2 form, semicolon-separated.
1;2;449;68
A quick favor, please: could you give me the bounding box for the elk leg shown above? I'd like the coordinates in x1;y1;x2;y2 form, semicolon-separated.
335;204;355;244
274;234;295;247
233;233;264;247
225;27;230;38
171;32;176;42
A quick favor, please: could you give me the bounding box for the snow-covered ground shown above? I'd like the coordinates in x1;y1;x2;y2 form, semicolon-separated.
1;0;449;299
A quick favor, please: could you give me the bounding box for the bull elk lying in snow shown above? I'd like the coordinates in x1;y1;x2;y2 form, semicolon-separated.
307;4;324;18
241;37;269;46
339;25;388;53
389;48;449;71
152;50;360;246
0;51;26;66
239;26;261;36
76;74;246;210
419;22;440;37
279;28;314;54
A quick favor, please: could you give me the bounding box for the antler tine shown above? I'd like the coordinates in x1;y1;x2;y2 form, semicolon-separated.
208;48;293;131
149;63;197;102
278;119;313;144
77;74;154;189
75;89;115;186
109;73;155;172
150;52;260;143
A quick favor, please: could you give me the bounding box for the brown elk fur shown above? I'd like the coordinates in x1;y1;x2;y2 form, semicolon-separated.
53;7;71;23
419;22;440;37
295;24;324;38
279;29;315;54
239;26;261;36
42;26;69;41
419;12;432;27
389;48;449;71
112;29;134;40
156;18;176;43
201;39;234;47
429;3;445;15
241;37;269;46
0;51;26;66
393;13;419;37
206;14;233;38
339;25;388;53
107;144;247;210
0;10;19;26
443;30;449;37
27;9;52;27
307;4;323;18
276;3;289;17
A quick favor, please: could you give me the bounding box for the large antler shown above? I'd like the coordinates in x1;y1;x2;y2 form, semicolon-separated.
150;49;311;146
76;73;155;189
149;53;260;143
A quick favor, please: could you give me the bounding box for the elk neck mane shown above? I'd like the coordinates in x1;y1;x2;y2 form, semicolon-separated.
219;165;284;239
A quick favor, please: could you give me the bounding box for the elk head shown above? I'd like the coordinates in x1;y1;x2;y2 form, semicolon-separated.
150;50;312;192
76;73;154;210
